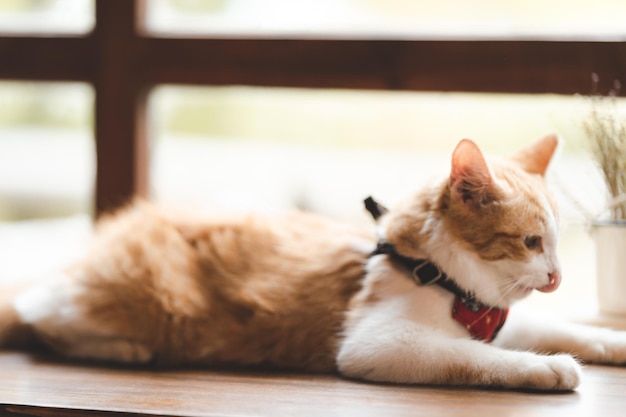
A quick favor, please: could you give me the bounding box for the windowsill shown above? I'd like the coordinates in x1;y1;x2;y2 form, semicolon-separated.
572;312;626;330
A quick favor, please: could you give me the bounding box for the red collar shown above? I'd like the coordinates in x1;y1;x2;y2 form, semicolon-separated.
452;296;509;343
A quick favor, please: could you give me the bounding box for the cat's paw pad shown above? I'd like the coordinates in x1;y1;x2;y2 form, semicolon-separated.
517;354;581;391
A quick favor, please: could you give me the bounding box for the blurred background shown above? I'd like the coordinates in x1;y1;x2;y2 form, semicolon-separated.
1;0;625;315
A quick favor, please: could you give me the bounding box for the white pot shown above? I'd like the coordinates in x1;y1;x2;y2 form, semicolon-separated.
593;222;626;315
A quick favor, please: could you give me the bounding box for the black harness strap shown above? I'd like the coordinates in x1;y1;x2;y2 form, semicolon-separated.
371;242;482;312
364;196;388;220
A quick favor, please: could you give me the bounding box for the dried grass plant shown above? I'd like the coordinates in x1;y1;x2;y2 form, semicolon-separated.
584;75;626;222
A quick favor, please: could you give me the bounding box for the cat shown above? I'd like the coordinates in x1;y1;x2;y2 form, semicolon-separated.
2;134;626;392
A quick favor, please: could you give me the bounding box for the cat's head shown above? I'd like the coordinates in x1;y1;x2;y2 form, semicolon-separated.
381;135;561;308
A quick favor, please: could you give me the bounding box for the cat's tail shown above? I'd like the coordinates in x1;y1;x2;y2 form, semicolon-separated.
0;283;35;349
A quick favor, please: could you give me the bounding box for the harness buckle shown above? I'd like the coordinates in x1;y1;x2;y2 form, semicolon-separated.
412;260;444;286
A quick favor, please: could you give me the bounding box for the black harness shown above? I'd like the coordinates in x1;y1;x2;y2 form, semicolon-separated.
371;241;482;312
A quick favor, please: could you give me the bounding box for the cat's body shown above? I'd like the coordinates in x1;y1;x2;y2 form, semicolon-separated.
4;205;372;371
3;135;626;391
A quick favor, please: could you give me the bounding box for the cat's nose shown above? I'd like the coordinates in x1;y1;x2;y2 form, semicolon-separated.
538;271;561;293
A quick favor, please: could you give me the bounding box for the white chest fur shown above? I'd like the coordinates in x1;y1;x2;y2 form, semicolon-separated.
342;255;469;346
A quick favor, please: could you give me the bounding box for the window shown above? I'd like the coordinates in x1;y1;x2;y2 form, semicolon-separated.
2;0;624;311
0;81;93;277
145;0;626;40
0;0;94;35
0;81;94;220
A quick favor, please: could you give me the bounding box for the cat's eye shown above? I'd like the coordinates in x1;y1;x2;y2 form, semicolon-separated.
524;235;542;250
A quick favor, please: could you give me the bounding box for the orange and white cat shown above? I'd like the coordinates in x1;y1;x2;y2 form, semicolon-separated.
2;135;626;391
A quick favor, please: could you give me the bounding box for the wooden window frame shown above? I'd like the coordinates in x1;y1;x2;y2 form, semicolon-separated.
1;0;624;215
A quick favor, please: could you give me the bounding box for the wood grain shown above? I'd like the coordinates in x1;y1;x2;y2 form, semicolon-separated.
1;351;625;417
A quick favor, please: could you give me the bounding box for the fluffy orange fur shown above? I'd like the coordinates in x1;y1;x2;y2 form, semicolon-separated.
45;203;374;370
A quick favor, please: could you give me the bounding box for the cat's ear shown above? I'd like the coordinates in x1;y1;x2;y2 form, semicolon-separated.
511;134;559;177
450;139;496;207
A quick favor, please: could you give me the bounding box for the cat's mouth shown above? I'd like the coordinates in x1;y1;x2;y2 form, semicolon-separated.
516;273;561;296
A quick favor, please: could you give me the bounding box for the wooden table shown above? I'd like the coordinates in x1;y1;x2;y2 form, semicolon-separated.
1;351;625;417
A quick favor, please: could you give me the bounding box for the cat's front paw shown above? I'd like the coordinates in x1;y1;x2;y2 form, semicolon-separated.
513;354;581;391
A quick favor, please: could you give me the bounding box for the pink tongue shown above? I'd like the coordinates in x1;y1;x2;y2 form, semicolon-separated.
537;273;561;293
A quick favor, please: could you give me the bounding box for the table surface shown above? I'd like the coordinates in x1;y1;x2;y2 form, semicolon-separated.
1;351;625;417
